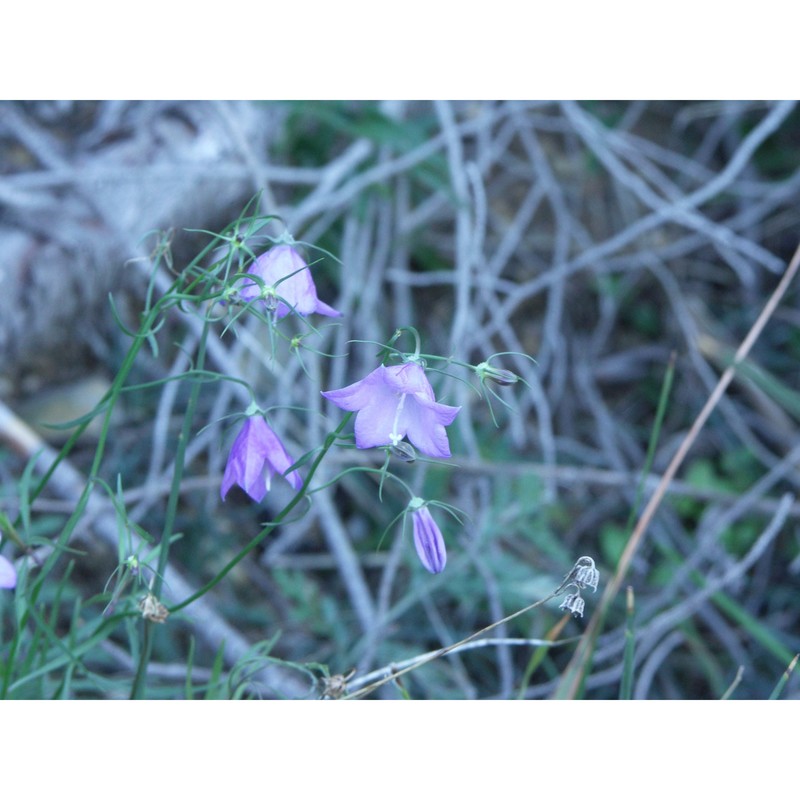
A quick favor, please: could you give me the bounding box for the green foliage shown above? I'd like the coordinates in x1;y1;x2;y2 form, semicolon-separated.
672;451;766;557
744;104;800;179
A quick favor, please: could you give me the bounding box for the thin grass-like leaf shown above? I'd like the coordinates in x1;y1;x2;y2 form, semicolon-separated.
768;653;799;700
619;586;636;700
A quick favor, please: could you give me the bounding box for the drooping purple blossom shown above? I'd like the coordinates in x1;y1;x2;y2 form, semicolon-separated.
221;416;302;503
0;535;16;590
238;244;340;319
321;363;460;458
410;503;447;574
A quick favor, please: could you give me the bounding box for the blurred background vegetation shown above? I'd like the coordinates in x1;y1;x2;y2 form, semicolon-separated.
1;100;799;699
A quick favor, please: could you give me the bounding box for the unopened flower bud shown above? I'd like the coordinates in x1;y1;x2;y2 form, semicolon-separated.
221;285;243;306
475;362;519;386
124;555;140;578
408;499;447;574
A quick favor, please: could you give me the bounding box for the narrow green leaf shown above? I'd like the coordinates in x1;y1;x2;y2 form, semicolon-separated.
619;586;636;699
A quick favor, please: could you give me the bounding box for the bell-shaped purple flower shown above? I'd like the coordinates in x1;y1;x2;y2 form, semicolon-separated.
410;502;447;574
0;535;16;590
221;416;302;503
239;244;340;319
321;363;460;458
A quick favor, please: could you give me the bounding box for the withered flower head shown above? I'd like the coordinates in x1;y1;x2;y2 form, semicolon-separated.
558;592;586;618
139;593;169;624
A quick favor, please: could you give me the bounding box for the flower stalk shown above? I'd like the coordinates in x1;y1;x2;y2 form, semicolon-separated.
342;555;600;700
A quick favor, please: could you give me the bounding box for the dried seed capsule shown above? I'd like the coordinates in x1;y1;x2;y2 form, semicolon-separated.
558;592;586;618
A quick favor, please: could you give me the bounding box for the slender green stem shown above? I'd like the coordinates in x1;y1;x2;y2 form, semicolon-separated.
130;323;211;699
20;306;155;633
768;653;799;700
624;352;676;533
155;325;210;592
720;666;744;700
3;211;279;699
619;586;636;699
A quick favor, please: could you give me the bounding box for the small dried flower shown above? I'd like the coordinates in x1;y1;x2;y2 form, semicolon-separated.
409;499;447;574
221;416;302;503
555;556;600;620
560;556;599;593
139;593;169;624
572;556;600;592
559;592;586;618
0;534;16;590
322;362;460;458
238;244;340;319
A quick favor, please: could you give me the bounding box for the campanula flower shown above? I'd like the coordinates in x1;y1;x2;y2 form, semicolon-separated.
238;244;340;319
409;500;447;574
0;534;16;590
321;363;460;458
221;416;302;503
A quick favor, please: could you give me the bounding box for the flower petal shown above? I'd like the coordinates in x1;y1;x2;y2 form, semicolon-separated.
221;416;301;502
313;298;342;317
382;363;435;399
352;392;403;449
321;367;385;412
260;420;303;491
221;418;267;502
399;393;460;458
0;554;17;590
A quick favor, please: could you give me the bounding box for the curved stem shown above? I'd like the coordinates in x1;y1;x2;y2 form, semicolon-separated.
131;322;211;698
342;589;561;700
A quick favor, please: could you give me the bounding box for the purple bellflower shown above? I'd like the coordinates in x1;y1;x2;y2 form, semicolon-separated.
321;362;460;458
409;500;446;574
221;415;302;503
239;244;340;319
0;535;16;590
